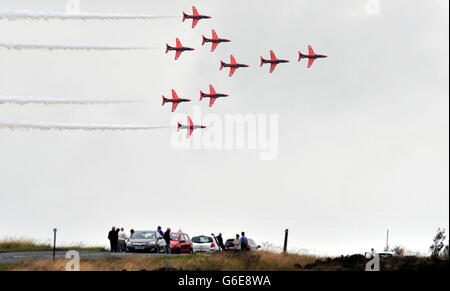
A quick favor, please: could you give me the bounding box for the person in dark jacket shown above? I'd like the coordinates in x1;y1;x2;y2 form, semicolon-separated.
108;226;119;253
216;233;225;251
163;227;171;254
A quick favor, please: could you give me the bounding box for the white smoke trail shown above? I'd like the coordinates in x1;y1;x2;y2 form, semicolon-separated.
0;96;147;105
0;9;176;21
0;120;171;131
0;42;156;51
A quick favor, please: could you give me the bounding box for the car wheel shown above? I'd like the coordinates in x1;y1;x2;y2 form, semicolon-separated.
155;246;160;253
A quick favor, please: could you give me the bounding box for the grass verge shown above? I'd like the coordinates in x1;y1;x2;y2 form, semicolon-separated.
8;252;450;271
0;238;107;253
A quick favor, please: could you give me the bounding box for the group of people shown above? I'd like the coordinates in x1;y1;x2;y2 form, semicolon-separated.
231;232;249;251
107;226;251;253
210;232;250;252
107;226;131;253
214;232;249;251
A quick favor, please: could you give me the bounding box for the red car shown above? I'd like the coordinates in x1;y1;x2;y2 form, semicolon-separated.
170;232;193;254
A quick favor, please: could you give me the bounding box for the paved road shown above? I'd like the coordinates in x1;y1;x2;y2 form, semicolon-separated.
0;251;182;264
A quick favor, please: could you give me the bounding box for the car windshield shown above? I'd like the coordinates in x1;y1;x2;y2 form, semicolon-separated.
131;231;156;240
193;236;213;243
170;233;180;241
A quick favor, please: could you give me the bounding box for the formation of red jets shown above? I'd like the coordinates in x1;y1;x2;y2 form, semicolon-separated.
164;6;328;138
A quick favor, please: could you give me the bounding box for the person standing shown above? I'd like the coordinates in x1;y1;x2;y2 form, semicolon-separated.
108;226;118;253
240;232;248;251
118;228;128;252
164;227;172;254
130;229;135;238
216;233;225;251
233;234;241;252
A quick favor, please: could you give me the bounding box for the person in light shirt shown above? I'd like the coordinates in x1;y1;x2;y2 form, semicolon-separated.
118;228;128;252
233;234;241;252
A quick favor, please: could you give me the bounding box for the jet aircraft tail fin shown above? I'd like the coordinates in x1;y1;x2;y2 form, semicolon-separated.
182;12;187;22
260;57;265;67
165;44;170;54
220;61;225;71
162;96;166;106
202;36;207;46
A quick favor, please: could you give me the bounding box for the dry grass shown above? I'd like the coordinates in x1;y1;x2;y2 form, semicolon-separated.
10;251;320;271
0;238;51;253
7;251;449;271
0;237;107;253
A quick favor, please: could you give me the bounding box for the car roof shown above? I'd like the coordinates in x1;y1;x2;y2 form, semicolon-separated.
135;230;156;232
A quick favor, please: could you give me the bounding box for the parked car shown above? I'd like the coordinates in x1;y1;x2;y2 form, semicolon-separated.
243;238;261;251
126;230;167;253
170;232;193;254
192;235;220;253
224;239;235;251
224;238;260;251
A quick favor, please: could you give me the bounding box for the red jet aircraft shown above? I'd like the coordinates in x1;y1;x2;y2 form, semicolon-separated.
165;38;194;60
200;85;229;107
177;116;206;138
202;29;230;52
182;6;211;29
220;55;249;77
298;45;327;68
162;89;191;112
260;50;290;73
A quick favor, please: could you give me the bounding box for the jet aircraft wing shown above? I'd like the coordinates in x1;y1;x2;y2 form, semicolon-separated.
192;19;199;28
211;42;219;52
176;38;182;48
270;50;277;61
229;67;237;77
230;55;237;65
209;85;216;95
212;30;218;40
308;45;315;56
192;6;199;16
172;90;179;100
270;63;278;73
171;103;179;112
174;50;182;60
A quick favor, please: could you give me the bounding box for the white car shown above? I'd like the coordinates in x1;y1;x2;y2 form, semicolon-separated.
191;235;220;253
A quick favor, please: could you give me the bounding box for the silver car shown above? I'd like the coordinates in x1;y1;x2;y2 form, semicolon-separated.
126;230;167;253
192;235;220;253
247;239;261;251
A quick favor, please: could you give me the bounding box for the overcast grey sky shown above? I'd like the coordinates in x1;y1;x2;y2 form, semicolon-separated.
0;0;448;255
